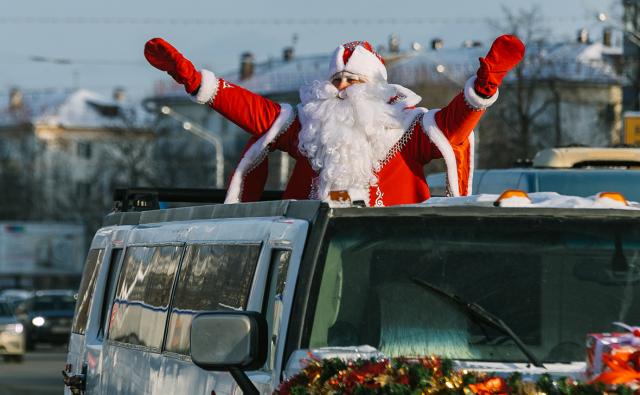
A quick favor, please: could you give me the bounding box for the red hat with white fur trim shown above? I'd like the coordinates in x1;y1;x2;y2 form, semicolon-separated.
328;41;387;82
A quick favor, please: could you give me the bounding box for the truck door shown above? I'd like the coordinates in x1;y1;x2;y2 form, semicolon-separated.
260;219;309;389
149;217;309;395
65;227;130;395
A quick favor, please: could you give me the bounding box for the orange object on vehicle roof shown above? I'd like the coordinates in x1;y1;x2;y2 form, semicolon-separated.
597;192;628;206
493;189;531;206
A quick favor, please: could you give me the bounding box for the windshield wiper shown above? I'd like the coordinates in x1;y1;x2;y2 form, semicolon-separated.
411;277;544;368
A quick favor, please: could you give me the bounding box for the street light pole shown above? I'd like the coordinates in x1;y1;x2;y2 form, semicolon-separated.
160;105;225;189
597;8;640;111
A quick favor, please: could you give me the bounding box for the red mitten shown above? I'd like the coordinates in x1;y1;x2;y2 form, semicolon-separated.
144;38;202;95
474;35;525;98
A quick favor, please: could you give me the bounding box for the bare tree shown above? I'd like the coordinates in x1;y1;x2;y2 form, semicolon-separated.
0;131;41;220
149;121;219;188
483;5;563;166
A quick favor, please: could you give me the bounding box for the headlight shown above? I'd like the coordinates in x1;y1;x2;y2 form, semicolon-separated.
5;323;23;334
32;316;45;327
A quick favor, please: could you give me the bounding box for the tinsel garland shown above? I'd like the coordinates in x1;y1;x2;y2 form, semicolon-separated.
275;356;638;395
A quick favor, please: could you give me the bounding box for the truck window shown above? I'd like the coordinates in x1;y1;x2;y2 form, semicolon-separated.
98;248;122;340
108;245;182;351
72;249;104;335
263;249;291;370
308;216;640;364
164;243;261;355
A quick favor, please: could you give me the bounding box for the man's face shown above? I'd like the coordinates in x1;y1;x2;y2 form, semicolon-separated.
331;73;366;90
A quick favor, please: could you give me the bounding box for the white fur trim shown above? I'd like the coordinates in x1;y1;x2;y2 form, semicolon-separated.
191;69;218;105
422;110;475;197
463;76;499;110
328;45;386;81
328;46;345;79
344;46;387;81
389;84;422;108
224;103;295;204
422;110;460;197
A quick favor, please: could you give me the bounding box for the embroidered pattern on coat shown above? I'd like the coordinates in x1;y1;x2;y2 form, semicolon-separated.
308;176;320;200
376;115;420;168
374;185;384;207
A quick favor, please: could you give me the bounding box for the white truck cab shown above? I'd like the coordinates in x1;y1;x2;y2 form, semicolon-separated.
64;189;640;394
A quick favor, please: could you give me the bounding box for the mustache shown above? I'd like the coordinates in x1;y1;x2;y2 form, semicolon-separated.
299;80;397;104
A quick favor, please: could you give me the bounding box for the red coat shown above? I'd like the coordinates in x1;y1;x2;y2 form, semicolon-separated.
193;70;498;206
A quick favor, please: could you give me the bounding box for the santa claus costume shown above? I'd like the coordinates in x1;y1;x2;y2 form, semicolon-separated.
144;36;524;207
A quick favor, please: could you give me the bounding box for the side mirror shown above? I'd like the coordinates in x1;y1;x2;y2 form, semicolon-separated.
190;311;268;395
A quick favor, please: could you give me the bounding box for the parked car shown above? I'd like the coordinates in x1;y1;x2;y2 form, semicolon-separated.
427;147;640;199
0;299;25;362
15;290;76;350
63;189;640;394
0;289;33;309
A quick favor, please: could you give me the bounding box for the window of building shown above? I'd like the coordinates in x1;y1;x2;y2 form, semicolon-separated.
71;249;104;335
108;245;182;351
76;141;92;159
164;243;261;355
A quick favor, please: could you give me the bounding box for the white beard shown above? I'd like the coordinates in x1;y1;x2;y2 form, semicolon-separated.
297;80;405;201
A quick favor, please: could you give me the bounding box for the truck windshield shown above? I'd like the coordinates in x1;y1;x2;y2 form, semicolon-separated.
307;214;640;363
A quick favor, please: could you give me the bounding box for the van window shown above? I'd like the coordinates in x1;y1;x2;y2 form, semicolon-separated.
72;249;104;335
263;249;291;370
108;245;182;351
98;248;122;340
164;243;261;355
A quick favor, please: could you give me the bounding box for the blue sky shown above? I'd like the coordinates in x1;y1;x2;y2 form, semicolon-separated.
0;0;620;99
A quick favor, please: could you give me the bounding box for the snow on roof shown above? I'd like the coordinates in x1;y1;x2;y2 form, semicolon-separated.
389;47;483;87
422;192;640;210
224;55;329;96
392;41;621;87
154;55;331;99
0;88;150;129
151;41;622;100
533;42;621;83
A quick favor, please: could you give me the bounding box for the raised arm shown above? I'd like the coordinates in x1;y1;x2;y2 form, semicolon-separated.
433;35;525;145
144;38;281;136
419;35;524;196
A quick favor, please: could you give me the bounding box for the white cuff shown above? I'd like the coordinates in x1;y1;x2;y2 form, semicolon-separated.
191;69;218;105
464;76;499;110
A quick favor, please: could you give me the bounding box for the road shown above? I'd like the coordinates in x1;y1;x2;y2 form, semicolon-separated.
0;346;66;395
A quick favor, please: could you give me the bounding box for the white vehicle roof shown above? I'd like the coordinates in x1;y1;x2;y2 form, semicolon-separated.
422;192;640;210
532;147;640;168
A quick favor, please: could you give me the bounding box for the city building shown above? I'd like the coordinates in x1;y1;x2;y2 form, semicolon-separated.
0;87;153;249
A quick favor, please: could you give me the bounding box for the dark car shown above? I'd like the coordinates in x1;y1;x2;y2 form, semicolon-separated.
15;290;76;350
